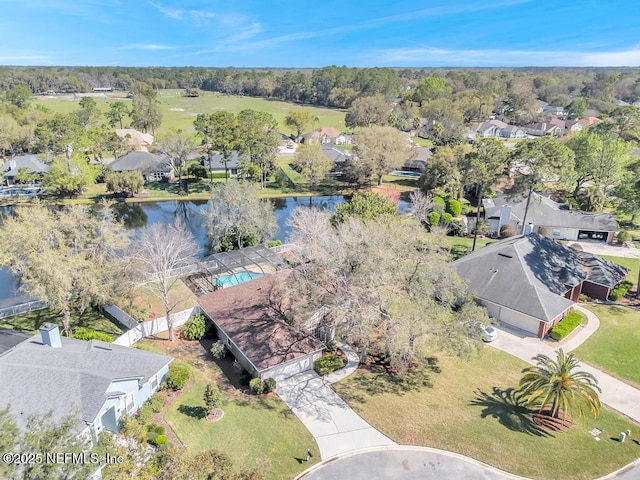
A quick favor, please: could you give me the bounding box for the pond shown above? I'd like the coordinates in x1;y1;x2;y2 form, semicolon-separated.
0;195;411;306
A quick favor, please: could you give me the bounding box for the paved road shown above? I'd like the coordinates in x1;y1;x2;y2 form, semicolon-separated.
296;447;529;480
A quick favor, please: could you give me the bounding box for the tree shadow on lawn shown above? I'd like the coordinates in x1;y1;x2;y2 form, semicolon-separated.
177;404;208;420
470;387;552;437
338;361;438;404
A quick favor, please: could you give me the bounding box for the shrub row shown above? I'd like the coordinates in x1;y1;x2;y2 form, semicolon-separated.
314;353;345;376
249;377;277;395
549;310;584;341
72;327;114;343
609;280;633;301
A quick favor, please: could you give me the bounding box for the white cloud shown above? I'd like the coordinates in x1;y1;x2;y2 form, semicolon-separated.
368;46;640;67
148;1;184;19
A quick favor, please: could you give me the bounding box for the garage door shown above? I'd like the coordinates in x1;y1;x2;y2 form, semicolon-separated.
262;355;314;382
498;308;541;335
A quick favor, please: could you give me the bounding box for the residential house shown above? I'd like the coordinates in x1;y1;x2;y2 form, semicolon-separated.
500;125;526;138
454;234;628;338
542;104;566;118
2;155;50;186
198;272;325;382
322;145;349;172
564;120;583;134
110;151;172;183
302;127;344;145
522;122;562;136
0;324;172;440
483;192;619;243
115;128;154;152
402;147;432;173
475;119;507;138
206;151;241;177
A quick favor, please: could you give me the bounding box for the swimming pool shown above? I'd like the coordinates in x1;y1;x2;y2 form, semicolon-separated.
391;171;421;178
213;271;264;288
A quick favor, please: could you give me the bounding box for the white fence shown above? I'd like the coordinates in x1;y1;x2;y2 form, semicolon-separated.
103;305;139;329
112;306;201;347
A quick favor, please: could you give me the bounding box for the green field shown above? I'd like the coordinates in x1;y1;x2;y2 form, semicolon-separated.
334;348;640;480
601;255;640;290
0;308;124;337
573;305;640;388
34;90;347;135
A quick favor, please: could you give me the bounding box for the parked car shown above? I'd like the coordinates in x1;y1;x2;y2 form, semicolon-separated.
481;324;498;342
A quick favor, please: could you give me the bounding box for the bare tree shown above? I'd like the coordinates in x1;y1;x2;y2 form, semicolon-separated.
129;222;199;341
206;181;277;252
285;210;486;371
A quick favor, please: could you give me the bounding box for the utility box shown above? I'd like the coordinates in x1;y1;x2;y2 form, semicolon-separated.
619;432;627;443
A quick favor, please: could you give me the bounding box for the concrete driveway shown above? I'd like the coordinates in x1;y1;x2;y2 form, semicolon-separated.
489;306;640;424
277;370;395;460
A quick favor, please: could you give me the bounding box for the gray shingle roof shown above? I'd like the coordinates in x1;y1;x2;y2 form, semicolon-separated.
454;234;627;322
110;151;171;173
3;155;50;177
322;145;348;165
0;332;172;431
206;151;240;171
483;193;618;232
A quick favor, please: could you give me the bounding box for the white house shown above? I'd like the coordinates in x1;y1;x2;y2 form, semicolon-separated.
483;192;619;243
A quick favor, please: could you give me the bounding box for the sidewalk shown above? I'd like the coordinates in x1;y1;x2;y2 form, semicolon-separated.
277;344;396;460
489;311;640;424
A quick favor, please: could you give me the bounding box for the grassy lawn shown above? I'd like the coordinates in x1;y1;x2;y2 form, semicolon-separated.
0;308;124;337
333;348;640;480
601;255;640;290
572;305;640;388
35;90;347;135
130;279;198;321
410;136;434;147
136;337;318;479
438;235;497;260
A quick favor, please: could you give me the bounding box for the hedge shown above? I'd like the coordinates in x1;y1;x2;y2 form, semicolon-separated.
609;280;633;301
181;314;207;341
72;328;114;343
549;310;584;341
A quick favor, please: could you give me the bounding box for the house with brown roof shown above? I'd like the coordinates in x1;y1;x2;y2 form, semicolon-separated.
302;127;345;145
198;272;324;381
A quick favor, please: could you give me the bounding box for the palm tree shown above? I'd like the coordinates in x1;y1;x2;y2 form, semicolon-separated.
518;349;601;421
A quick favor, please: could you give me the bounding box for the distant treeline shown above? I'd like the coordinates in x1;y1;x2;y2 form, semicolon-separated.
1;66;640;109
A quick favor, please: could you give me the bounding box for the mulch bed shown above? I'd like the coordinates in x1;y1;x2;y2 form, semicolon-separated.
205;408;224;422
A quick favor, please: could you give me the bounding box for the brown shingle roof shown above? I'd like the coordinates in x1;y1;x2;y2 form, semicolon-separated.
197;272;324;371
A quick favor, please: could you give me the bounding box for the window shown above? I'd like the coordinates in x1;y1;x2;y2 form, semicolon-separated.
552;230;561;237
151;376;158;390
125;393;135;412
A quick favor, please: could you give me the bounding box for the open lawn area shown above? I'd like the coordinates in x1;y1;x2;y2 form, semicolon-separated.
333;348;640;480
136;337;318;479
438;235;497;260
601;255;640;290
573;305;640;388
130;279;198;321
35;90;347;135
0;308;124;337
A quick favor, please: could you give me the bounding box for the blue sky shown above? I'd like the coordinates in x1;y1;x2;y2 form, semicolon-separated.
0;0;639;67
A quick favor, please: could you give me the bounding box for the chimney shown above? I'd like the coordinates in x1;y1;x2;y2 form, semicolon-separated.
40;323;62;348
499;205;511;231
523;223;535;236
